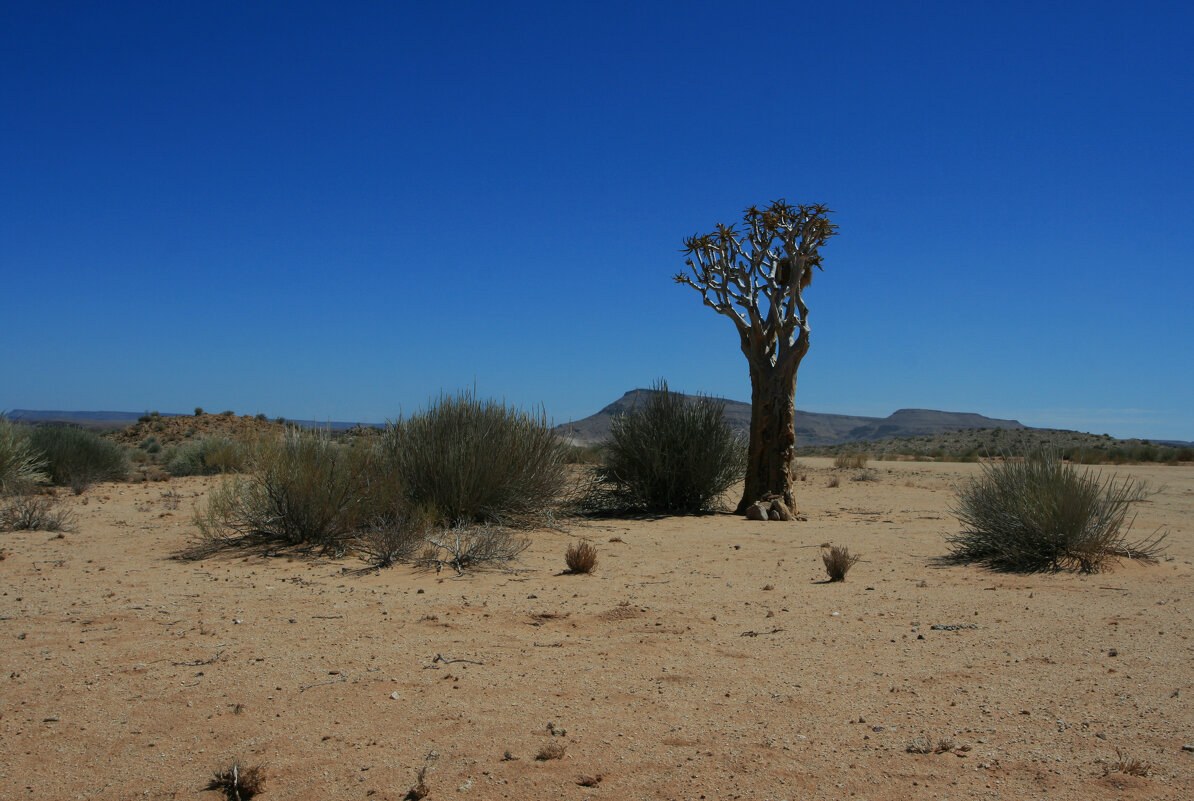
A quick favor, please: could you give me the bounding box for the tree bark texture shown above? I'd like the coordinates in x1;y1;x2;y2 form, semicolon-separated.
737;336;807;514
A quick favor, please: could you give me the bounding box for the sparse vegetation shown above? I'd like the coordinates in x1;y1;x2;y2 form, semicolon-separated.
535;741;567;760
822;543;860;581
591;381;746;513
205;761;266;800
355;505;435;568
28;425;129;493
415;525;530;575
0;491;73;532
193;428;379;553
799;427;1193;464
382;391;568;528
563;443;604;464
834;452;868;469
564;540;598;574
947;450;1168;573
164;436;248;476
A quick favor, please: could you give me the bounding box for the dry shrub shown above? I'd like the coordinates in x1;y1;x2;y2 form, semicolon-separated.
355;505;436;568
0;491;73;532
826;475;840;488
906;735;953;754
535;741;567;760
947;449;1168;573
191;428;379;554
404;752;438;800
417;525;529;575
834;452;868;469
1105;749;1152;777
822;543;860;581
905;735;933;754
205;762;265;800
564;540;598;574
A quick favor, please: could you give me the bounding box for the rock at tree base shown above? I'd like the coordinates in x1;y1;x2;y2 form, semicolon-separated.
745;503;769;521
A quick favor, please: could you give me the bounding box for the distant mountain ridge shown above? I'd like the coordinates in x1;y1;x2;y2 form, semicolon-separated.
3;409;367;431
554;388;1027;447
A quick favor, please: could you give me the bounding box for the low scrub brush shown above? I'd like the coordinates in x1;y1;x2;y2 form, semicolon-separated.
947;450;1167;573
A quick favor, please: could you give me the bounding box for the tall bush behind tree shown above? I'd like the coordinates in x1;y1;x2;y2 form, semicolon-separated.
675;199;837;513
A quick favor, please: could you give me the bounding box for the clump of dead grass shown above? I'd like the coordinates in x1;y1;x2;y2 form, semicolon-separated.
821;543;860;581
205;762;266;800
535;741;567;760
906;735;954;754
1105;749;1152;777
564;540;598;574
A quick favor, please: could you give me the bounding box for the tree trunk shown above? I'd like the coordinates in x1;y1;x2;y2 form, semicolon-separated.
736;353;803;515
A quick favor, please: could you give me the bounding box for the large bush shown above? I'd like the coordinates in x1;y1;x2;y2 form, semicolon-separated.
0;416;47;492
947;450;1167;573
194;427;385;552
381;392;568;527
594;382;746;513
27;425;128;493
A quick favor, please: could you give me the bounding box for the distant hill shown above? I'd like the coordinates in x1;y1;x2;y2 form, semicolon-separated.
554;389;1026;447
3;410;370;432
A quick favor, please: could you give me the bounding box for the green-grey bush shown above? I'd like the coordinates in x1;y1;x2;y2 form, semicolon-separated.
381;391;568;527
1;416;48;492
194;427;381;552
27;425;128;493
946;450;1167;573
165;437;247;476
594;381;746;513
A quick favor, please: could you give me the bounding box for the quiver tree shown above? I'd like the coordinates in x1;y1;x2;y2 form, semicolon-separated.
675;200;837;514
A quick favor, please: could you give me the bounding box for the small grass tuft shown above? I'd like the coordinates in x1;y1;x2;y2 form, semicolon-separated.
564;540;598;574
1105;748;1152;777
822;544;860;582
535;741;567;761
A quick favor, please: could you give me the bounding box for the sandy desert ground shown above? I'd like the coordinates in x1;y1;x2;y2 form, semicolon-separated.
1;458;1191;800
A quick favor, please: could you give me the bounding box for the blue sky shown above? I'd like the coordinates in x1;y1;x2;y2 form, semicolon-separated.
2;1;1191;440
